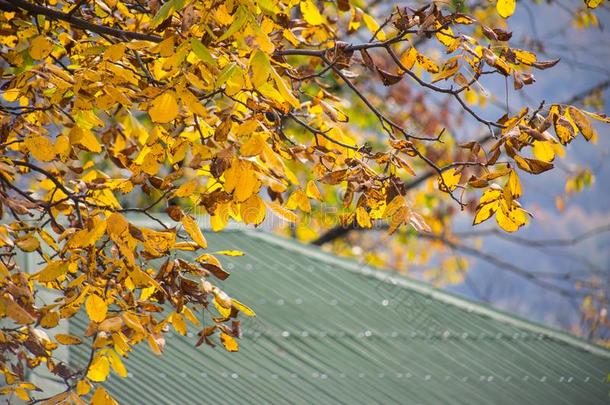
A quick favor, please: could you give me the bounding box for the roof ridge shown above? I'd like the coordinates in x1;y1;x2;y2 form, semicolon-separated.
241;228;610;359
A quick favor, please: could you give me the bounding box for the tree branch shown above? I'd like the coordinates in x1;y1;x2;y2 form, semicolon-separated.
0;0;162;43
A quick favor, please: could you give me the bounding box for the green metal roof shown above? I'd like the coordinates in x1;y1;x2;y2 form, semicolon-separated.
69;229;610;404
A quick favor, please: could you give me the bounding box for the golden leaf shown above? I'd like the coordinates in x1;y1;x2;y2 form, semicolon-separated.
585;0;603;8
29;36;53;59
250;50;271;89
438;169;461;192
16;234;40;252
55;333;82;345
149;91;179;123
106;349;128;378
37;261;69;282
87;354;110;382
266;201;298;223
306;180;322;200
300;0;324;26
241;194;266;225
362;10;386;40
25;136;55;162
213;250;244;256
355;207;372;228
532;141;555;162
286;188;311;212
416;53;439;74
181;215;207;249
568;107;596;141
91;386;116;405
220;332;239;352
85;294;108;323
171;312;187;336
76;380;91;396
496;0;516;18
232;299;256;317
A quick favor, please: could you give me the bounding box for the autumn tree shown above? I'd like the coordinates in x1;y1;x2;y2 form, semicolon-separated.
0;0;608;402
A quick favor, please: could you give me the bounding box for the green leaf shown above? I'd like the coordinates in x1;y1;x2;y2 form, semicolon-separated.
150;0;175;29
190;38;217;67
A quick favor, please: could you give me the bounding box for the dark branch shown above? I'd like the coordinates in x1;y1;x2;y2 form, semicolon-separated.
0;0;162;43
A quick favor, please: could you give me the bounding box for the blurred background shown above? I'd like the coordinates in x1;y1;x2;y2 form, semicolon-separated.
291;1;610;343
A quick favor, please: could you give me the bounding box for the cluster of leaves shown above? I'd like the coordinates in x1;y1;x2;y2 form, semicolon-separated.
0;0;607;402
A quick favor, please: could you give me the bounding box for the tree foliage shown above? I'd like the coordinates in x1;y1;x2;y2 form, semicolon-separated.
0;0;607;402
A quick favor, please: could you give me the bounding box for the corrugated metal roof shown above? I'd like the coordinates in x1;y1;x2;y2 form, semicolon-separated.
69;229;610;404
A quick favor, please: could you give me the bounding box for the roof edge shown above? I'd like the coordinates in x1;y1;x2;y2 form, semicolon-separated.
242;228;610;359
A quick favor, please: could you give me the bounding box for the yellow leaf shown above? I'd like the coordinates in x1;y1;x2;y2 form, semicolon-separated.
399;48;417;72
554;115;576;145
568;106;596;141
175;178;198;197
211;204;230;231
25;136;55;162
232;299;256;317
585;0;603;8
3;88;20;102
171;312;187;336
55;333;82;345
40;311;59;328
16;234;39;252
513;49;536;66
285;188;311;212
270;67;300;109
214;295;232;318
416;53;439;74
91;386;115;405
583;110;610;123
181;215;207;249
532;141;555;162
362;11;386;40
355;207;372;228
30;36;53;60
103;43;126;62
508;169;522;197
86;294;108;323
250;50;271;89
473;203;497;225
305;180;322;200
514;155;553;174
122;312;146;335
300;0;324;26
435;22;456;48
87;354;110;382
495;207;520;232
438;169;461;192
241;194;266;225
70;126;103;153
149;91;179;123
76;380;91;396
240;133;267;157
220;332;239;352
496;0;516;18
213;250;244;256
37;260;69;282
266;201;298;223
14;388;30;401
106;349;128;378
224;160;260;202
181;306;200;326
